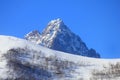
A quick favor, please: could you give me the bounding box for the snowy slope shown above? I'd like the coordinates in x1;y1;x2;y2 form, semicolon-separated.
0;35;120;80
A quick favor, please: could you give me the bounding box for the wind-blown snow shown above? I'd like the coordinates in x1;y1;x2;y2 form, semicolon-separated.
0;35;120;80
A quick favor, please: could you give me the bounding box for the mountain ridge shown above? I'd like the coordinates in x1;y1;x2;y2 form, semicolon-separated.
25;18;100;58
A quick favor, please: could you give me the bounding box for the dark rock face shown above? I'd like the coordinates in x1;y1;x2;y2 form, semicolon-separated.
25;18;100;58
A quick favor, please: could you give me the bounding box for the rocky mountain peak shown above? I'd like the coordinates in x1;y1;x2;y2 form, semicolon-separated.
47;18;64;27
25;30;41;44
25;19;100;58
42;18;69;35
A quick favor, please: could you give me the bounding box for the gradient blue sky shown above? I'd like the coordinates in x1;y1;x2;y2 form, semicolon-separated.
0;0;120;58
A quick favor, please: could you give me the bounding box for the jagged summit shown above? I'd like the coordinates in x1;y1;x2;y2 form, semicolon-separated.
46;18;64;29
41;18;72;47
25;18;100;58
47;18;63;26
48;18;63;25
25;30;40;38
42;18;69;35
25;30;41;44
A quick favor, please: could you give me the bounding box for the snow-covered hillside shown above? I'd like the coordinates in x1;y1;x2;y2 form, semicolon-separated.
0;35;120;80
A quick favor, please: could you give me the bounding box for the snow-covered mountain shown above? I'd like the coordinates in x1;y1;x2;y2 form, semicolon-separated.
25;18;100;58
0;35;120;80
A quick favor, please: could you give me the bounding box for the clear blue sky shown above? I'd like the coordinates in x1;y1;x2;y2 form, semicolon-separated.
0;0;120;58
